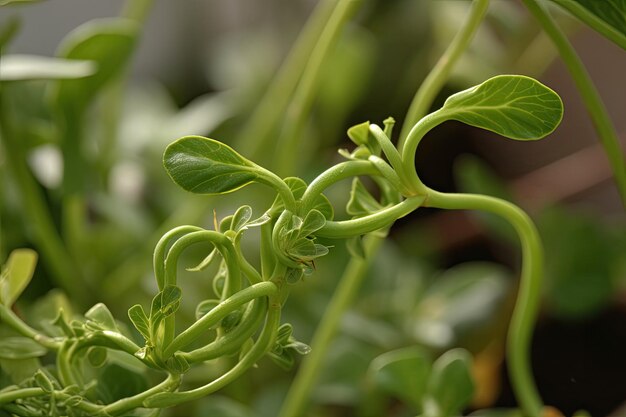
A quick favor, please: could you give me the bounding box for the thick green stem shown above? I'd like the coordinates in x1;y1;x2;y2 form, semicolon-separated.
300;160;379;213
0;304;60;350
522;0;626;206
163;281;277;358
399;0;490;145
317;195;425;238
279;233;386;417
425;189;543;417
101;373;181;415
274;0;361;176
146;300;282;408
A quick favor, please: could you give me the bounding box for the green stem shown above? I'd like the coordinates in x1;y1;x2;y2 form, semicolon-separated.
101;373;181;416
522;0;626;207
0;94;84;301
425;188;543;417
317;195;425;238
300;160;379;213
163;281;277;358
146;300;282;408
0;304;60;350
235;0;338;157
0;388;102;414
180;296;267;363
401;109;448;190
153;225;203;290
274;0;361;176
398;0;490;145
278;232;387;417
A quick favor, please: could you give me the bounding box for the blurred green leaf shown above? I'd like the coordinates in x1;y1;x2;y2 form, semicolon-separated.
0;358;41;384
550;0;626;50
413;262;511;350
0;55;95;81
539;207;620;319
369;345;432;412
0;337;47;359
87;346;108;368
164;136;259;195
424;348;474;417
442;75;563;140
95;364;149;404
53;18;137;110
0;248;38;307
0;0;44;5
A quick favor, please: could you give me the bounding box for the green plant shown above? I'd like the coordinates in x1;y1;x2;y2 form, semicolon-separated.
0;72;563;416
3;0;624;416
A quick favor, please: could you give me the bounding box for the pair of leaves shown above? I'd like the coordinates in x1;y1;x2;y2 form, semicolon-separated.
370;347;474;417
0;248;38;308
128;285;182;344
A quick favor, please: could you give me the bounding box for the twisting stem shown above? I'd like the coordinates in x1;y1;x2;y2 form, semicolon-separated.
425;189;543;417
522;0;626;207
398;0;490;145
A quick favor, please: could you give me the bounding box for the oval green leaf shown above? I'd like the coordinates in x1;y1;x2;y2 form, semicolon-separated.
0;248;37;307
164;135;260;195
550;0;626;51
369;346;432;412
441;75;563;140
0;54;96;81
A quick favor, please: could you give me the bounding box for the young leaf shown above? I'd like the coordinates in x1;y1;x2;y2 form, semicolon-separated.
160;285;182;317
84;303;117;331
550;0;626;51
186;248;220;272
299;210;327;238
424;348;475;417
164;135;260;194
128;304;150;341
0;248;37;307
231;205;253;232
0;337;47;360
346;178;383;217
441;75;563;140
0;55;96;81
347;121;371;146
196;299;219;321
369;346;432;412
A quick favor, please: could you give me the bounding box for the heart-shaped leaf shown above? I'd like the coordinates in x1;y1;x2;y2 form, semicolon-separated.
0;248;38;307
369;346;432;412
441;75;563;140
0;55;96;81
164;135;260;195
424;348;475;417
550;0;626;50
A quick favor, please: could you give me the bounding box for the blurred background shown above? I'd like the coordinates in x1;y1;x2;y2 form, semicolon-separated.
1;1;625;416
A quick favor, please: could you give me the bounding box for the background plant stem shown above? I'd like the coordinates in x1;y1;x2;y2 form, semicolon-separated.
522;0;626;207
398;0;490;146
278;233;385;417
0;94;84;301
273;0;361;176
